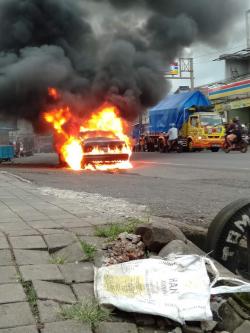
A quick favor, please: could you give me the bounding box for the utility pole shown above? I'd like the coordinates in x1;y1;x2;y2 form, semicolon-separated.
246;9;250;48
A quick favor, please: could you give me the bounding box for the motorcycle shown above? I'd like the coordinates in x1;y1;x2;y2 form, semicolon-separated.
223;135;248;153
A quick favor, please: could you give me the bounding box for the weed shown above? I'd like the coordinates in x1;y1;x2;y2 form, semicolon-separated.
23;281;37;307
79;241;97;261
60;301;111;328
95;217;145;241
49;256;66;265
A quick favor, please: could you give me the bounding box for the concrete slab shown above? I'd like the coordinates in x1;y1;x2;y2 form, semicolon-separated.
41;321;92;333
9;236;47;250
0;266;17;284
95;322;138;333
37;300;70;323
38;229;65;235
14;250;51;265
0;326;38;333
59;263;94;283
0;302;35;329
53;242;86;263
27;220;61;229
69;227;96;236
20;264;64;282
33;281;76;304
4;229;40;237
0;238;9;250
79;236;105;249
44;233;76;253
58;219;92;228
0;222;29;232
0;250;13;266
72;283;94;301
0;284;26;304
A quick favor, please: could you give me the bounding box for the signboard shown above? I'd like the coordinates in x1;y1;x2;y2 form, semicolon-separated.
166;62;179;75
230;98;250;110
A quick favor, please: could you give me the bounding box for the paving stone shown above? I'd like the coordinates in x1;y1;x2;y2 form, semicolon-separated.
53;242;85;263
79;236;106;249
4;229;40;237
0;326;38;333
0;222;29;232
0;283;26;304
95;322;138;333
0;250;13;266
0;237;9;249
0;266;17;284
27;220;61;229
37;300;69;323
41;320;92;333
58;219;92;228
9;236;47;250
234;321;250;333
69;226;96;236
33;280;76;304
38;228;65;235
219;301;244;332
14;249;51;265
59;263;94;283
44;233;76;252
0;302;35;328
72;283;94;301
20;264;64;282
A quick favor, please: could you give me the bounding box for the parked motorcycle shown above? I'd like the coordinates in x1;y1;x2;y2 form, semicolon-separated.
223;136;248;153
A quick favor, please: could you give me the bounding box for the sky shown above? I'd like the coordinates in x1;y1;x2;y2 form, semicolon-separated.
171;5;250;91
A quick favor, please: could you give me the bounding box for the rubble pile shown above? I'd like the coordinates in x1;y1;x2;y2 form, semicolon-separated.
102;232;145;265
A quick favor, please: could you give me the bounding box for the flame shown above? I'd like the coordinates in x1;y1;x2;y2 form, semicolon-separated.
44;89;132;171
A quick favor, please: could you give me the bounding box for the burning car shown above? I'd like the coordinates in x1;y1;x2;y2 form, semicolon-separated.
82;136;130;167
45;92;132;171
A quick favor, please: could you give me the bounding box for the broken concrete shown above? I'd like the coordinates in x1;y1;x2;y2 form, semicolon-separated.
59;263;94;283
41;320;92;333
72;283;95;301
0;302;35;329
14;249;51;265
0;266;17;284
9;236;47;250
0;284;26;304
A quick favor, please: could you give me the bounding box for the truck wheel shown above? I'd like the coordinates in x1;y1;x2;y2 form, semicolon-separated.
206;199;250;279
188;140;194;152
159;141;166;153
211;147;219;152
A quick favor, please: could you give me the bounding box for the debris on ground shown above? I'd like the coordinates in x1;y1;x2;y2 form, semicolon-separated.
101;232;145;265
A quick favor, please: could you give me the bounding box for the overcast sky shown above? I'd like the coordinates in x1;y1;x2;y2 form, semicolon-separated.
171;3;250;91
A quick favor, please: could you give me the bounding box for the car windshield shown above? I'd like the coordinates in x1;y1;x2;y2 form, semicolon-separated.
200;115;222;126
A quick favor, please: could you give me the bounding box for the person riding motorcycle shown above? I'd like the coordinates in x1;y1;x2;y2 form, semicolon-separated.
226;117;242;148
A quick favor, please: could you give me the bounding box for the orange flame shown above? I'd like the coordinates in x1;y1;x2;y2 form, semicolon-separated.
44;89;132;171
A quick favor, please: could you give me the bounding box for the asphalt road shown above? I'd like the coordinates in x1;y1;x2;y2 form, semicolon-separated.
1;150;250;227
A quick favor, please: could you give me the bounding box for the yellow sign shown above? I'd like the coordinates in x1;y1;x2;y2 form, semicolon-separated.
230;98;250;110
104;274;145;297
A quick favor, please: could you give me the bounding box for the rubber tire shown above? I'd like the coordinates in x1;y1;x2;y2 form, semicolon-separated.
188;140;194;152
211;147;219;152
206;198;250;274
240;142;248;153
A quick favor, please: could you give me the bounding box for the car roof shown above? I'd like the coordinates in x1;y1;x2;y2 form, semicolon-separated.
83;137;125;144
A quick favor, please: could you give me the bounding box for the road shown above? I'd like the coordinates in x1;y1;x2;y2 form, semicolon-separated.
1;150;250;227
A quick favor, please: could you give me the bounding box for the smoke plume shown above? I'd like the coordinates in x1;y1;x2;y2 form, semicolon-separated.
0;0;245;129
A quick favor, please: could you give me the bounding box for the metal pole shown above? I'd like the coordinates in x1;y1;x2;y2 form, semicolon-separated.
190;58;195;90
246;9;250;48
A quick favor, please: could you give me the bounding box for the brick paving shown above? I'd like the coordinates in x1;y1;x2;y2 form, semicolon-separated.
0;172;144;332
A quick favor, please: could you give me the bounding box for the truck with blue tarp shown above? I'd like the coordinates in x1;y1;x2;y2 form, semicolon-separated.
141;90;225;152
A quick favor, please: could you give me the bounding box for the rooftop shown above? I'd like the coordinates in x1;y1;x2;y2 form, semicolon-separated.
214;48;250;61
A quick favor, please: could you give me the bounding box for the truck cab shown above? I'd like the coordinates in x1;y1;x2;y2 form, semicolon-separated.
179;107;225;152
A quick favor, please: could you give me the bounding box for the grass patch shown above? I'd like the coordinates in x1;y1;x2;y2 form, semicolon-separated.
22;281;39;319
60;301;111;328
79;241;97;261
95;218;145;241
49;256;66;265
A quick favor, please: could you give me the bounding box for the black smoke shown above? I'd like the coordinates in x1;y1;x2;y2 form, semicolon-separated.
0;0;245;129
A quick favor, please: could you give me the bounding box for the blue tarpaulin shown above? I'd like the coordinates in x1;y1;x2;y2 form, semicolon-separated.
149;91;211;133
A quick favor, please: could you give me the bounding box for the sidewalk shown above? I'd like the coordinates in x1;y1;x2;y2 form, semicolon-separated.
0;172;145;333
